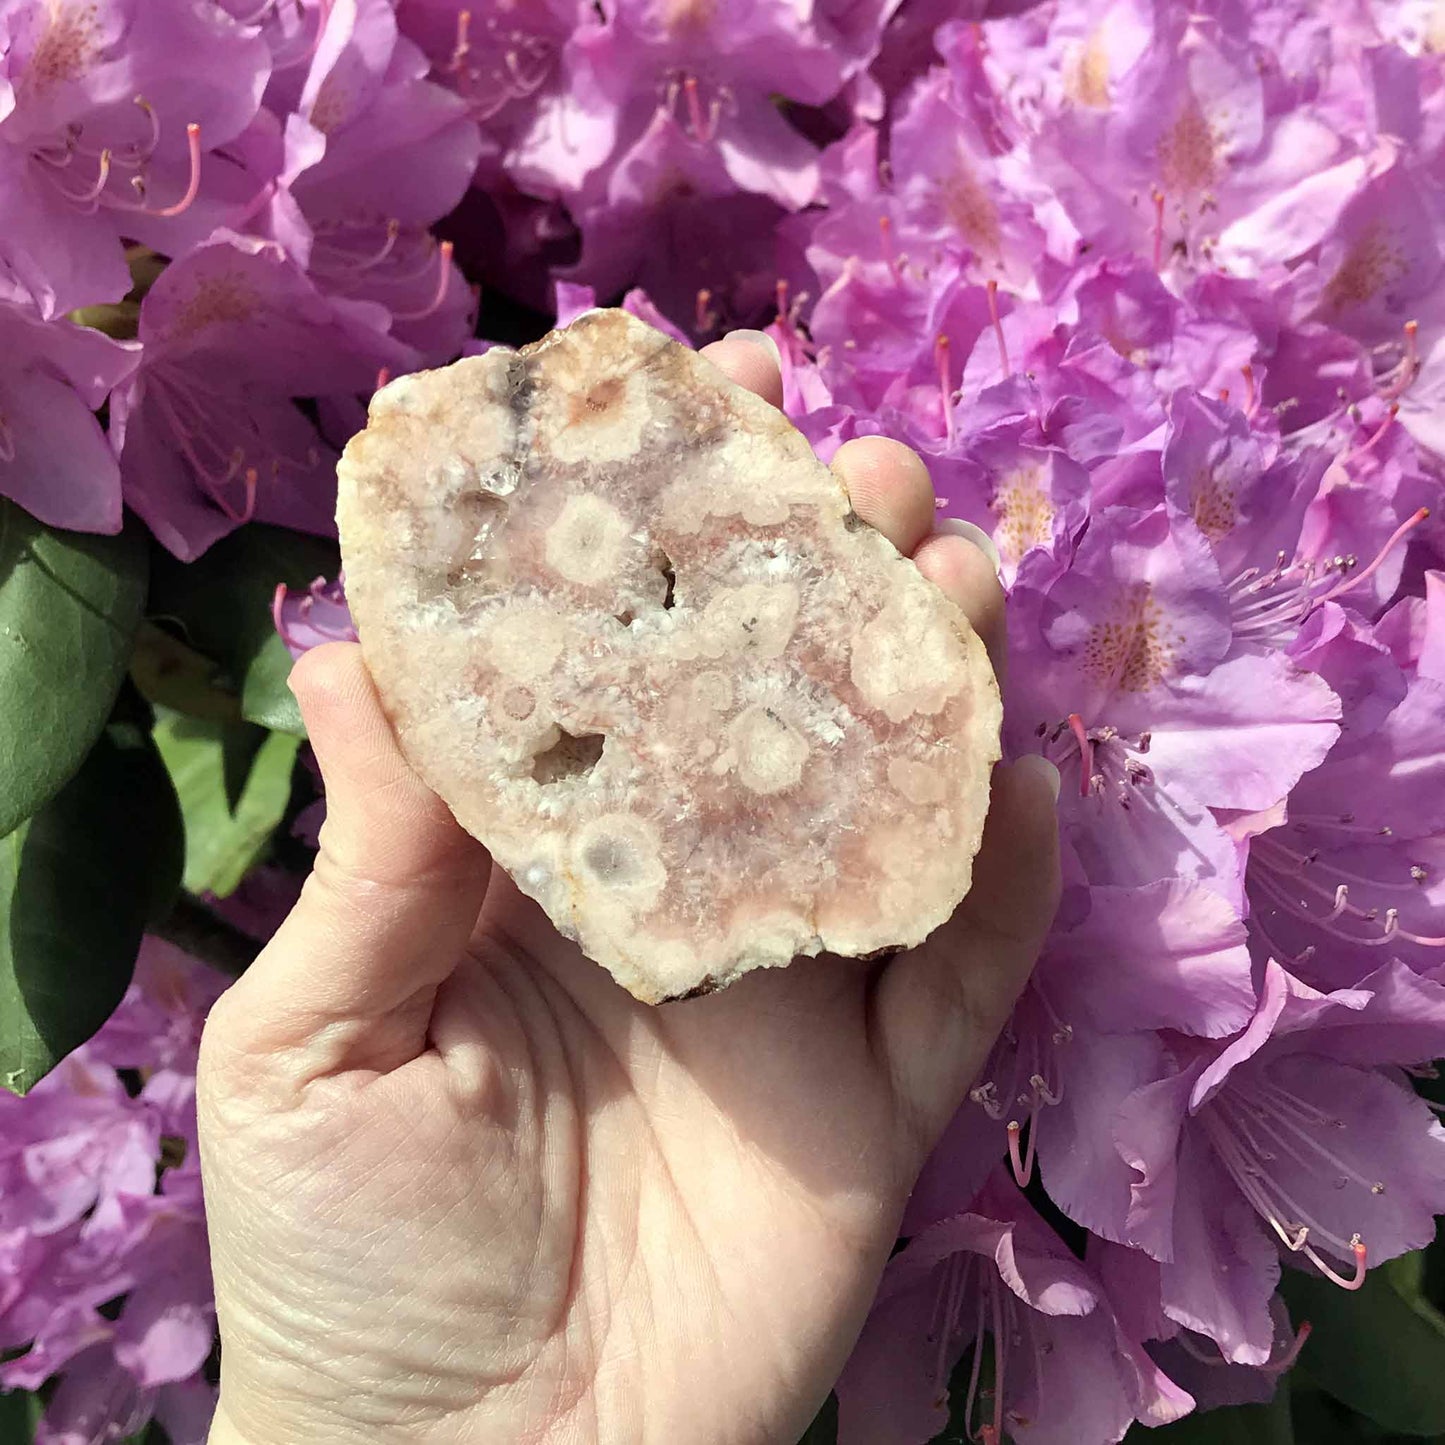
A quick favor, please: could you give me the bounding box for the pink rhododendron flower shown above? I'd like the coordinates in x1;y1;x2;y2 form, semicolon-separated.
838;1170;1192;1445
908;877;1256;1231
0;942;225;1443
0;0;271;316
1006;504;1342;891
0;300;137;531
1112;961;1445;1362
1242;628;1445;987
273;571;358;657
263;0;483;363
110;232;408;559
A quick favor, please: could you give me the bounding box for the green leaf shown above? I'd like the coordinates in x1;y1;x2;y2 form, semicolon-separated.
1281;1254;1445;1436
1385;1249;1427;1302
0;1386;42;1439
1286;1381;1368;1444
1424;1219;1445;1317
0;700;184;1093
153;711;301;898
798;1394;838;1445
1125;1389;1292;1445
242;632;310;734
0;500;147;836
146;525;339;736
130;621;243;724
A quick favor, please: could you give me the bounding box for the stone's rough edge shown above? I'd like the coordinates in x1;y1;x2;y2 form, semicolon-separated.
656;938;922;1004
337;348;515;802
661;974;720;1003
337;309;1003;1003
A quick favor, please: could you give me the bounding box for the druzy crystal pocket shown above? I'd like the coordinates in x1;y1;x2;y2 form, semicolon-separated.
338;310;1000;1001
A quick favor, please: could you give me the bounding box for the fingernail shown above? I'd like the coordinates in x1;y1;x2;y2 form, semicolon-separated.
935;518;1002;572
1014;754;1061;803
728;328;783;369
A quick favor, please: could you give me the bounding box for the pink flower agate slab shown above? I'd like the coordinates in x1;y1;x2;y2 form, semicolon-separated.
337;310;1000;1001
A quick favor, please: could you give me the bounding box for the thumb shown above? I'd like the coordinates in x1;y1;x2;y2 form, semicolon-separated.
213;643;490;1069
873;755;1062;1158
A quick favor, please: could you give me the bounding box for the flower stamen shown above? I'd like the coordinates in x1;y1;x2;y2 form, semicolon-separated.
1241;363;1257;418
1343;403;1399;465
936;334;956;445
1202;1095;1373;1290
987;279;1010;377
1381;320;1420;401
390;240;454;322
1310;507;1429;608
1067;714;1092;797
878;215;903;284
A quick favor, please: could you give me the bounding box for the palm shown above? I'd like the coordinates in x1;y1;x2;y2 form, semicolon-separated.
457;887;905;1444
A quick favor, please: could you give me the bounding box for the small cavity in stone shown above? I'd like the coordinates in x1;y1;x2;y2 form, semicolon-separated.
532;730;605;785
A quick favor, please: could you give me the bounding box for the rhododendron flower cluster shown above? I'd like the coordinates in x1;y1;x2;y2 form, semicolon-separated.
6;0;1445;1441
0;943;224;1444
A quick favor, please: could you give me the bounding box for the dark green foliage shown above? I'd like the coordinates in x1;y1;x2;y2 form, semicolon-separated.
0;500;147;837
145;524;340;736
0;689;183;1093
1280;1253;1445;1437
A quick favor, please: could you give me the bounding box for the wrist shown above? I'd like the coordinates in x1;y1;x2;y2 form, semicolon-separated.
207;1404;255;1445
208;1400;339;1445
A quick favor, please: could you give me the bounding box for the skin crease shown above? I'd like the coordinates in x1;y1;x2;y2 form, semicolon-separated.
198;333;1062;1445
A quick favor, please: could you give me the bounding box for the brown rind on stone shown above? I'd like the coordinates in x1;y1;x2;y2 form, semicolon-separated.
337;309;1002;1004
660;974;721;1003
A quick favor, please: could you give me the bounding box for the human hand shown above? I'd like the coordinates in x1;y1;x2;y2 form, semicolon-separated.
197;332;1062;1445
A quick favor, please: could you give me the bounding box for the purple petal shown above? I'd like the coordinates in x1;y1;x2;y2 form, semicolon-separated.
112;1211;214;1387
1158;1135;1280;1365
1288;677;1445;840
1236;1052;1445;1267
33;1344;154;1445
1131;651;1342;813
904;1099;1007;1236
0;1303;111;1391
1115;1067;1198;1263
1008;1312;1141;1445
1149;1297;1298;1409
1037;1024;1168;1250
155;1377;218;1445
835;1251;968;1445
1050;880;1256;1037
554;281;597;326
0;359;124;532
